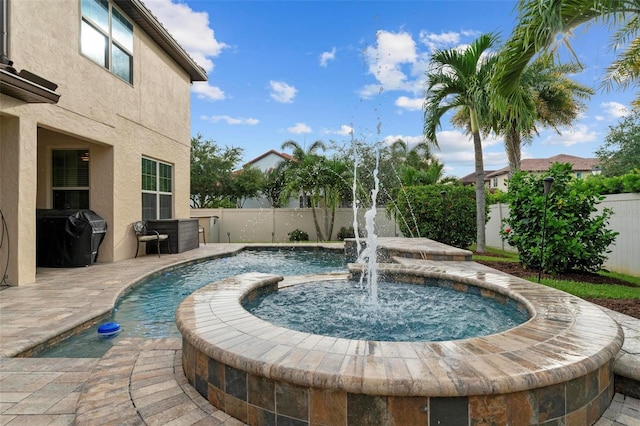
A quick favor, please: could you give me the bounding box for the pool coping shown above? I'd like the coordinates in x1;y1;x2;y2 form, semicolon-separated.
176;264;624;397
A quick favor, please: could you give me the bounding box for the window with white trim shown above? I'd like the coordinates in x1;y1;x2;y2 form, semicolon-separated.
492;177;498;188
142;157;173;220
52;150;90;209
80;0;133;83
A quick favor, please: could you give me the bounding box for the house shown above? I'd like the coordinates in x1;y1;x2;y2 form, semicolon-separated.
459;171;494;188
0;0;206;286
485;154;600;191
240;150;300;208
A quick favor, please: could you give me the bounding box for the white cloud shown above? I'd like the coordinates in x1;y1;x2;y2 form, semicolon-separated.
145;0;228;73
319;47;337;67
361;30;426;97
191;82;226;101
540;124;598;146
287;123;312;134
601;101;629;118
418;30;460;52
395;96;423;111
358;84;385;98
323;124;353;136
382;135;427;147
269;81;298;103
201;115;259;125
419;130;506;175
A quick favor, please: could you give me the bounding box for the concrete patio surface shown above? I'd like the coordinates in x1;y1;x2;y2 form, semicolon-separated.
0;243;638;425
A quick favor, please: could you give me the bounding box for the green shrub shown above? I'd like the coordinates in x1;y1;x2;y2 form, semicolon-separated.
392;184;482;249
288;229;309;242
575;169;640;194
336;226;362;241
502;163;618;274
487;189;508;204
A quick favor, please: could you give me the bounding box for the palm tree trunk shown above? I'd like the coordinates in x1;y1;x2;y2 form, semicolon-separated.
310;203;324;241
328;206;336;241
505;124;522;176
472;129;486;252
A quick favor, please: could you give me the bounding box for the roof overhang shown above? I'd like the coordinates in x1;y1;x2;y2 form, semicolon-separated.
113;0;208;82
0;67;60;104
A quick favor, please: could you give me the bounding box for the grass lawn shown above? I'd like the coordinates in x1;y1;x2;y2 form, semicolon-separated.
472;246;640;300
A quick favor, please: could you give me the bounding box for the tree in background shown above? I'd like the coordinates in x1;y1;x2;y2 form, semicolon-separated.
281;139;333;240
262;161;290;208
232;166;265;207
596;110;640;176
190;135;265;208
493;56;592;175
190;135;243;208
502;163;618;274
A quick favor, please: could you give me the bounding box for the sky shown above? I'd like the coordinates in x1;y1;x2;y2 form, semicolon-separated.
144;0;636;179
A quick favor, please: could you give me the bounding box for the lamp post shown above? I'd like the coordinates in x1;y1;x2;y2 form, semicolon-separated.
537;177;554;283
440;190;447;243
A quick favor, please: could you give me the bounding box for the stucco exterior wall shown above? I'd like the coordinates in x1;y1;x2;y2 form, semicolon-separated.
0;0;196;284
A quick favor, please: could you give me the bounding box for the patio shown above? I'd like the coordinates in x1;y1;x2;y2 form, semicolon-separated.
0;243;638;425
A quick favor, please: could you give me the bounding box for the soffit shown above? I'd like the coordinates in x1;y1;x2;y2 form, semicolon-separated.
0;68;60;104
113;0;208;82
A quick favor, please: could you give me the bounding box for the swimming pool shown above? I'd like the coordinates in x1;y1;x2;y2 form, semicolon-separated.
38;248;346;358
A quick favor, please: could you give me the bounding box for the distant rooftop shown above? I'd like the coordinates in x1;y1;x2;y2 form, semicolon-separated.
486;154;599;178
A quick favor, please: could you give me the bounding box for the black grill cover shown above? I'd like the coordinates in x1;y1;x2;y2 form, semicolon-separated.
36;209;107;267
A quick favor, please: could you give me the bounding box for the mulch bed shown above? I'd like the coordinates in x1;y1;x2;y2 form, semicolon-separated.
474;254;640;320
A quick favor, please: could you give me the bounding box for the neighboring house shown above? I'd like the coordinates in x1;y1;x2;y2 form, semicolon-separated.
240;150;300;208
485;154;600;191
0;0;206;286
460;171;494;188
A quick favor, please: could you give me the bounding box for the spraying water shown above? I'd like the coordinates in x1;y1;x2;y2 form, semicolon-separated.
356;149;380;304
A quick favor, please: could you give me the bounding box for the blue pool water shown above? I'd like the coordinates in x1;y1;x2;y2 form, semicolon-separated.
245;280;528;342
38;248;346;358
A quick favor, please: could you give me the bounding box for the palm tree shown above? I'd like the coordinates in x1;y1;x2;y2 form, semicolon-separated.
424;33;499;252
496;55;593;174
281;139;329;240
390;139;434;170
494;0;640;107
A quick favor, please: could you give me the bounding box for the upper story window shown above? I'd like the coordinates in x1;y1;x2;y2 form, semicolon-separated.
492;177;498;188
81;0;133;84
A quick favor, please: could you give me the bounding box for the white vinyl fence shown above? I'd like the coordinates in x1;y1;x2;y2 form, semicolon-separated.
191;207;401;244
486;193;640;276
191;193;639;276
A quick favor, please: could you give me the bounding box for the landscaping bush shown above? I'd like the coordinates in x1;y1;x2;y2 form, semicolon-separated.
392;184;482;249
288;229;309;242
575;169;640;194
336;226;362;241
502;163;618;274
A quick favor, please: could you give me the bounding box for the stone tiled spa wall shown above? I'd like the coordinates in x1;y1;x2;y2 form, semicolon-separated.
183;338;615;425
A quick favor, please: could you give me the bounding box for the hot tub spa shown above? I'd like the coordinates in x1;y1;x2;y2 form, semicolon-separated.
177;260;622;425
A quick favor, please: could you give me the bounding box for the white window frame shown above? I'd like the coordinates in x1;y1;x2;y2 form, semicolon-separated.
141;157;173;220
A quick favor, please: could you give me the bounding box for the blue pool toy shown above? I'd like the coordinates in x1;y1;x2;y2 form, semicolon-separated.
97;322;121;338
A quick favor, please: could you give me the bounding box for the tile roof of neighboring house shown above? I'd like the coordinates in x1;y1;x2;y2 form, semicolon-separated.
114;0;207;82
460;171;494;185
245;150;295;167
486;154;599;178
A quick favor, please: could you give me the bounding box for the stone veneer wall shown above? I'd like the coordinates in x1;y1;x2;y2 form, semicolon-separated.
182;338;614;425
